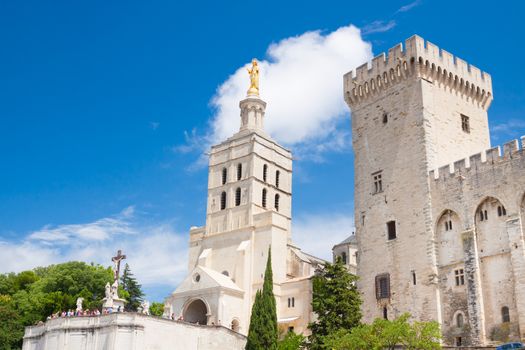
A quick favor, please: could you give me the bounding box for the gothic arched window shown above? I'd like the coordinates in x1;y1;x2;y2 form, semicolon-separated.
275;170;280;188
237;163;242;181
274;194;280;211
456;313;464;328
263;164;268;182
341;252;347;264
222;168;227;185
262;189;267;208
235;187;241;206
220;191;227;210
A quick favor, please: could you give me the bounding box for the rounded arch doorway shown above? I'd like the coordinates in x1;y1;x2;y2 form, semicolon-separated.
183;299;208;325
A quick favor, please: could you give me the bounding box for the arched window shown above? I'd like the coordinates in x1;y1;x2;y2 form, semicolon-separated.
456;313;464;327
341;252;347;264
237;163;242;181
235;188;241;206
274;194;280;211
263;164;268;182
220;191;227;210
222;168;227;185
502;306;510;323
262;189;267;208
275;170;280;188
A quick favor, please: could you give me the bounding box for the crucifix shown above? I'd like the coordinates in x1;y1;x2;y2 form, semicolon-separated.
111;249;127;283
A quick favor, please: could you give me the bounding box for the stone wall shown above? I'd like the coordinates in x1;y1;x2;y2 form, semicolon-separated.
23;313;247;350
430;139;525;344
344;34;524;347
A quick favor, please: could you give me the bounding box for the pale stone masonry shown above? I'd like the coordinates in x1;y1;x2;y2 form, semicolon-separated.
23;313;247;350
164;92;324;336
344;35;525;346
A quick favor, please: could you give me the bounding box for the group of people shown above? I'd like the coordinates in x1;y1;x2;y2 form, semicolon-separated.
167;313;184;321
47;309;102;320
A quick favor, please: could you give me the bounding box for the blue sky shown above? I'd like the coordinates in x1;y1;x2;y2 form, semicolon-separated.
1;0;524;302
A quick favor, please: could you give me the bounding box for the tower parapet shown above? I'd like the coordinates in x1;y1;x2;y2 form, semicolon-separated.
429;136;525;180
344;35;493;109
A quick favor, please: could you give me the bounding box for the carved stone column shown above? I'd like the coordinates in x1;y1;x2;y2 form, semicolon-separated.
506;215;525;340
462;229;487;345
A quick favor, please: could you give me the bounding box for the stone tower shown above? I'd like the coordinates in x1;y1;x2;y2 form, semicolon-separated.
343;35;494;340
165;80;323;336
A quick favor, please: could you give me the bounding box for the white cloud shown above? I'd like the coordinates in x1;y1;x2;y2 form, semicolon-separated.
361;20;397;35
178;24;372;161
291;212;355;261
396;0;421;13
1;208;188;295
492;119;525;140
28;206;136;243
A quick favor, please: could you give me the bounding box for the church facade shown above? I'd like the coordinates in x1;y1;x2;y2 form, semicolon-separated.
344;35;525;346
164;77;324;335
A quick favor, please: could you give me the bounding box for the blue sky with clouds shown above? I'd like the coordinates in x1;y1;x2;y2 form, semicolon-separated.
1;0;524;301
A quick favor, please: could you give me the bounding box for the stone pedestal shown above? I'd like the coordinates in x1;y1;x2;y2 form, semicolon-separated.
102;297;127;313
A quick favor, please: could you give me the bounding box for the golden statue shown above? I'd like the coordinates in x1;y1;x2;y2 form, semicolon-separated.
247;58;259;96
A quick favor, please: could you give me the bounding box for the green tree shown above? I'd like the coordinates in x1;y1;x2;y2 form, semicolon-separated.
277;331;305;350
324;313;441;350
0;295;25;350
0;261;113;348
308;258;362;349
246;247;278;350
120;264;144;312
150;302;164;317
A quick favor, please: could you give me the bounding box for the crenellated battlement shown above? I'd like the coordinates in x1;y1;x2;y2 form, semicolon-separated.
344;35;493;109
429;136;525;180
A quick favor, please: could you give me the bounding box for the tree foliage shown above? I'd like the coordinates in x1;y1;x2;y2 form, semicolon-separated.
0;261;113;349
308;258;362;349
323;313;441;350
120;263;144;312
150;302;164;317
277;331;305;350
246;247;278;350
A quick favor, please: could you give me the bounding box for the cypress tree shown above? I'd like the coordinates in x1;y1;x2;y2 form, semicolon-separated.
246;247;278;350
120;263;144;312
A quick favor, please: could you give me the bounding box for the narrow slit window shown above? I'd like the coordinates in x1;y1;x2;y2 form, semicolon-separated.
262;188;267;208
220;191;227;210
382;112;388;124
263;164;268;182
387;221;396;240
383;307;388;320
275;171;280;188
412;271;417;285
237;163;242;181
222;168;227;185
235;187;241;206
274;194;280;211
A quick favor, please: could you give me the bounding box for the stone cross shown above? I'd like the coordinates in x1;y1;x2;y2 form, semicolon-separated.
111;249;126;283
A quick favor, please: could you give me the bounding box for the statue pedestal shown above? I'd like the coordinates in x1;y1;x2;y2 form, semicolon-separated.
102;297;127;313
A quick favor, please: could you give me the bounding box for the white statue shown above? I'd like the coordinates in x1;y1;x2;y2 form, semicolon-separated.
141;300;150;315
76;297;84;312
111;280;119;298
